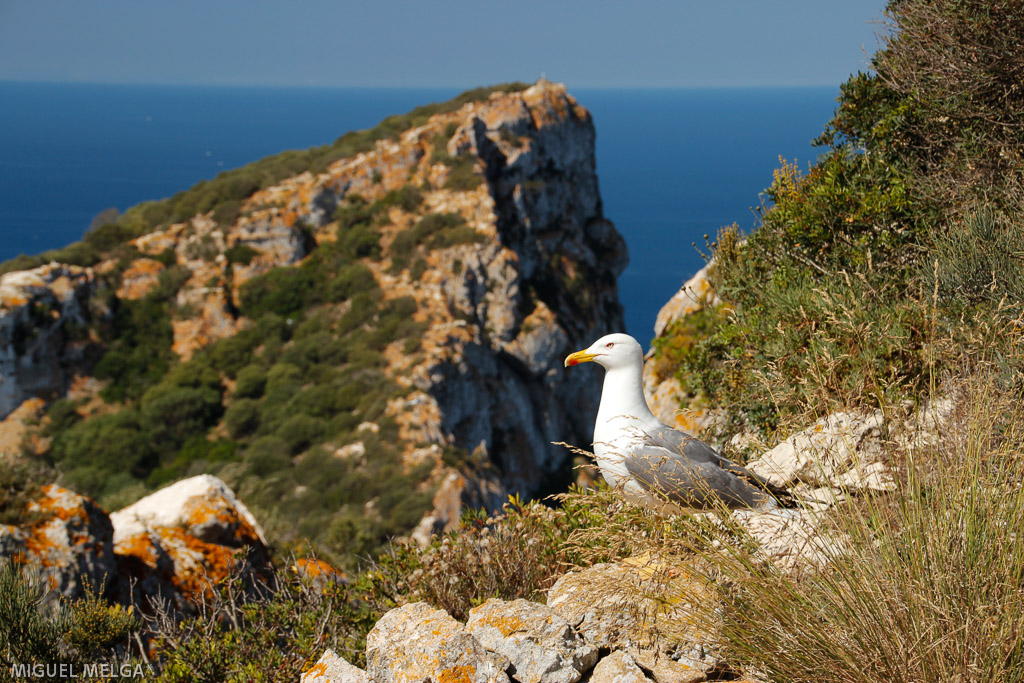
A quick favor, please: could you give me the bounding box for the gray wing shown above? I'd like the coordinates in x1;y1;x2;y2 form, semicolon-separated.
622;424;771;509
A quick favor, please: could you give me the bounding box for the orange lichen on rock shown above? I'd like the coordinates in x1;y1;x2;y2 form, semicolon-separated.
116;257;165;299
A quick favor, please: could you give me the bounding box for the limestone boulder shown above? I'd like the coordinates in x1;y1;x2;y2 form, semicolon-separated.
547;560;721;680
728;508;848;572
110;474;267;548
653;261;720;338
0;485;115;599
588;651;650;683
365;601;510;683
466;598;597;683
747;411;893;492
109;475;270;611
301;649;367;683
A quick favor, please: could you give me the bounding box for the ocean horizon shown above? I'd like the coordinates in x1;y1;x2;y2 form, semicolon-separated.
0;81;839;340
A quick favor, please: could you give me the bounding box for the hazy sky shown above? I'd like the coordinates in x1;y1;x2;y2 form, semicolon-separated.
0;1;888;88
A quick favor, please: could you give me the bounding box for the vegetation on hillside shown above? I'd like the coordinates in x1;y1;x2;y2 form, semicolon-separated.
0;83;528;278
0;82;541;571
654;0;1024;438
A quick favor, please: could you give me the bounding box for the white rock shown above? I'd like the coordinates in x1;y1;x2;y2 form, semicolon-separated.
300;649;367;683
466;598;597;683
588;651;649;683
747;411;890;491
110;474;267;547
366;602;510;683
730;508;848;571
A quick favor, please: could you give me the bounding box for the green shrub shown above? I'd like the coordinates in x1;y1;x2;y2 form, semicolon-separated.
225;398;261;438
443;154;483;191
390;212;472;271
933;207;1024;307
140;384;224;451
0;562;141;680
234;365;267;399
327;262;379;302
225;243;259;266
94;296;175;403
376;185;423;213
239;267;314;318
276;414;327;455
245;436;291;477
50;411;155;494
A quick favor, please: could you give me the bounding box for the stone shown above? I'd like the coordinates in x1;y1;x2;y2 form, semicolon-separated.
547;560;721;678
0;485;116;599
110;474;267;548
0;263;101;420
301;649;367;683
365;601;510;683
747;411;892;492
653;262;720;338
729;508;848;572
466;598;597;683
110;475;270;611
588;651;650;683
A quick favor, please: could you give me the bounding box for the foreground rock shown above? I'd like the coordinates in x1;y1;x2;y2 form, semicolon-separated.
547;560;721;682
0;485;115;598
588;651;649;683
110;474;271;611
467;598;597;683
301;650;367;683
0;475;271;613
747;411;892;493
365;602;511;683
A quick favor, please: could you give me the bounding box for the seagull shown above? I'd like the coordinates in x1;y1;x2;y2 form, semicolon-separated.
565;333;777;510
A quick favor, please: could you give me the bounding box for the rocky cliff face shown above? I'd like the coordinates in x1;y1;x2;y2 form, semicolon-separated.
0;264;102;420
1;80;627;543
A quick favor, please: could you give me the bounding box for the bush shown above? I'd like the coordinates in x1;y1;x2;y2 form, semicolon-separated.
276;414;326;455
327;263;378;302
234;365;267;399
225;243;259;266
239;267;314;318
0;562;141;679
50;411;156;494
140;385;224;451
245;436;291;477
225;398;261;438
94;296;174;403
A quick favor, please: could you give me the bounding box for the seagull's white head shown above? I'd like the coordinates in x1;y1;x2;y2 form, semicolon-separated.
564;333;643;371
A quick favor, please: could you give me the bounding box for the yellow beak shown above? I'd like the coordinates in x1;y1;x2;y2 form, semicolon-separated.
564;349;597;367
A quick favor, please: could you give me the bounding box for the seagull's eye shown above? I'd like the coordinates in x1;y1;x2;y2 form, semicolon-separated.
606;342;614;348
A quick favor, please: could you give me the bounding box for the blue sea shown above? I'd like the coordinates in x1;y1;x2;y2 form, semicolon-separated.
0;82;838;342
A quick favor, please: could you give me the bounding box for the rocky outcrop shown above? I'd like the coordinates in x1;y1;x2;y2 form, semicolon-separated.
365;602;511;683
0;475;270;613
548;559;721;682
642;262;722;435
110;475;270;611
0;263;102;419
306;555;744;683
0;485;115;599
301;650;368;683
466;598;598;683
2;81;627;524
